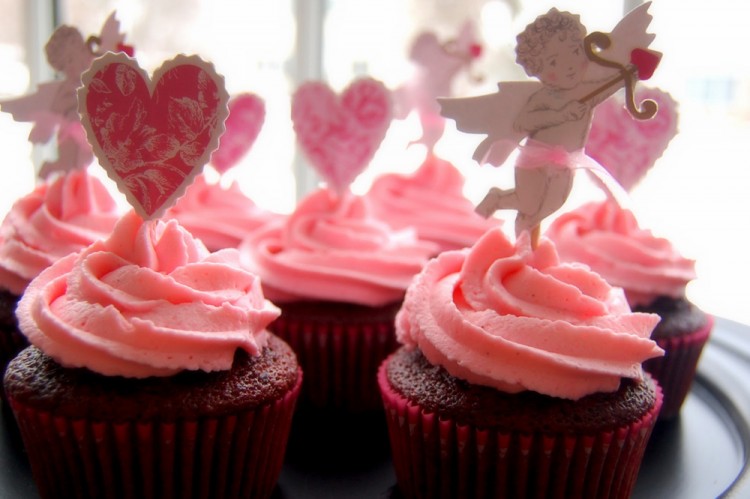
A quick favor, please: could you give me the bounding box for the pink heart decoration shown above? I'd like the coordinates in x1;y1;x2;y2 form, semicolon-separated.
78;53;229;219
630;48;661;80
211;93;265;174
292;78;392;192
586;87;678;191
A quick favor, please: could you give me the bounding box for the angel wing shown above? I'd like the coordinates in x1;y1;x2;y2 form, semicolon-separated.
97;11;127;54
585;2;656;80
0;81;64;143
455;20;477;53
439;80;540;166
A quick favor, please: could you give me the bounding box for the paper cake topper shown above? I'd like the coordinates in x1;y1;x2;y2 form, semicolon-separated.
587;87;678;191
78;52;230;220
210;92;265;173
393;21;483;151
0;12;131;179
439;2;661;245
291;78;392;193
85;12;135;58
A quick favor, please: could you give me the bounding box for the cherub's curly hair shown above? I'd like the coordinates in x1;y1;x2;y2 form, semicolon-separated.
45;26;87;72
516;8;586;78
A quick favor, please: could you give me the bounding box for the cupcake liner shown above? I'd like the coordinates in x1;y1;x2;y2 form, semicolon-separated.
8;369;302;499
270;309;399;412
379;363;662;499
643;315;713;420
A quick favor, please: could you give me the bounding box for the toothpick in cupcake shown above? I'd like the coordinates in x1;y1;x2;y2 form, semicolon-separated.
439;3;662;246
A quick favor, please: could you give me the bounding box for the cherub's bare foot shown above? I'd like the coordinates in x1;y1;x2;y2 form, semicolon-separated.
475;187;508;218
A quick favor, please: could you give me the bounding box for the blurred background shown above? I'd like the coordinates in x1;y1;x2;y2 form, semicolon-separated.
1;0;748;324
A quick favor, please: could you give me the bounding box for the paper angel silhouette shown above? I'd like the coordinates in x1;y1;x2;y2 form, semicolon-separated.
439;3;661;243
1;13;129;179
393;21;482;151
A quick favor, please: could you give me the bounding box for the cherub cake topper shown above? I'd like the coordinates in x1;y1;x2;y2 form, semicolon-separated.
439;2;661;246
393;21;483;151
77;52;230;220
1;12;131;179
291;77;392;193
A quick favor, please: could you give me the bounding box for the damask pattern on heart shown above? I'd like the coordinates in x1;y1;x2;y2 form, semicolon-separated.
79;53;229;219
586;87;679;191
291;78;392;192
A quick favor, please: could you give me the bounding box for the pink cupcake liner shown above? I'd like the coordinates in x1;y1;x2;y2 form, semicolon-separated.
9;370;302;499
270;314;398;412
643;315;713;420
378;364;663;499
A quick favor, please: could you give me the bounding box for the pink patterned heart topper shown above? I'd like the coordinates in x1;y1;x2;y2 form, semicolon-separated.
291;78;392;192
210;93;265;174
78;52;229;219
587;87;678;191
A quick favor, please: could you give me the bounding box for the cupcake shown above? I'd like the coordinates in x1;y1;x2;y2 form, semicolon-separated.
0;169;120;392
5;211;302;499
365;154;497;253
379;228;664;498
166;173;282;251
546;200;712;419
241;187;435;413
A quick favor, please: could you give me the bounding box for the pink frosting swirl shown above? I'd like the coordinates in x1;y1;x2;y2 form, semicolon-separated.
366;155;498;252
16;211;279;378
0;170;120;294
397;228;663;399
242;188;436;306
546;200;696;306
166;174;282;251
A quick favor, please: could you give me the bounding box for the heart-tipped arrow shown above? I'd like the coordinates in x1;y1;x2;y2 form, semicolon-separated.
580;32;662;120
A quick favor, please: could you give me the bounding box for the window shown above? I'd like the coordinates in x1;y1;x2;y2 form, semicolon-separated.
2;0;747;324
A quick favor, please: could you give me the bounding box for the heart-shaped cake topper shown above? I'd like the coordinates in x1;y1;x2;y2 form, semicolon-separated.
291;78;392;192
587;87;678;191
78;52;229;219
210;92;265;174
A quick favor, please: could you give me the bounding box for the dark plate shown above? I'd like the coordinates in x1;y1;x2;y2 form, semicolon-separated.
1;317;748;498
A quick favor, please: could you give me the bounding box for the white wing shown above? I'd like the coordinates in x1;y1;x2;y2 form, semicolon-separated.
98;12;126;53
439;81;541;166
0;82;63;143
586;2;656;80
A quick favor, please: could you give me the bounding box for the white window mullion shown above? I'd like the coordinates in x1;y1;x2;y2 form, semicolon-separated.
23;0;57;177
292;0;326;200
